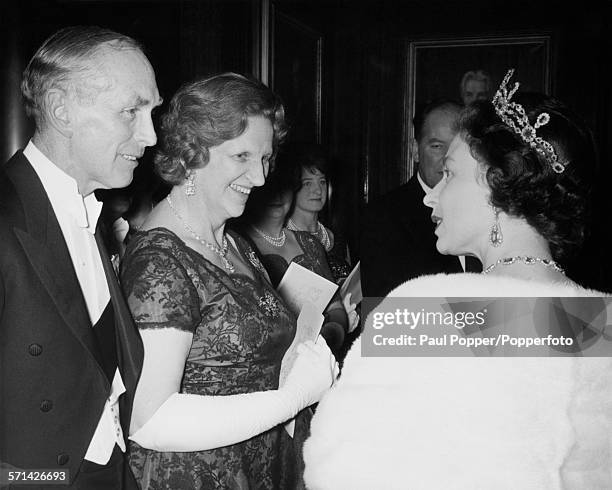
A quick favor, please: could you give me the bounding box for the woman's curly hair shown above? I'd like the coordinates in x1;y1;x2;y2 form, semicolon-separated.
154;72;288;185
460;93;598;262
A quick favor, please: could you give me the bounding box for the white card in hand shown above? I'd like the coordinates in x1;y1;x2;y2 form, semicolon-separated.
279;302;324;388
277;262;338;317
279;301;324;437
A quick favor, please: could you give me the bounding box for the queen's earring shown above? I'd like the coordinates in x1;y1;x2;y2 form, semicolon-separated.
489;207;503;247
184;170;196;196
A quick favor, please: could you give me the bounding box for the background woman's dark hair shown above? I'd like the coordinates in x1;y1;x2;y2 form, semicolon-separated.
155;72;287;185
460;93;598;262
241;164;295;224
277;142;330;193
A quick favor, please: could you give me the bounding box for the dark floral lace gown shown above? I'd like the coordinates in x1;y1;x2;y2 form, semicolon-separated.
120;228;298;490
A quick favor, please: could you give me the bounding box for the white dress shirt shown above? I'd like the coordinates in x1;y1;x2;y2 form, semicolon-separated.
417;171;467;271
24;141;126;465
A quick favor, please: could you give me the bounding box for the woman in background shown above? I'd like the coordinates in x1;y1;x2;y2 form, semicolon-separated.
239;170;348;358
304;70;612;489
121;73;336;489
284;143;352;283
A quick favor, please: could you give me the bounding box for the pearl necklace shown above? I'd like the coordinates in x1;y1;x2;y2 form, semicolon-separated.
166;196;235;273
251;225;286;247
287;218;331;251
482;255;564;275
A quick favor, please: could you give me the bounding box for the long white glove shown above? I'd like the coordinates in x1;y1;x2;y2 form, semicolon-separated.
130;339;336;452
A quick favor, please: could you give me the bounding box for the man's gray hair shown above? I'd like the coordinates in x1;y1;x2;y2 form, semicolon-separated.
21;25;144;128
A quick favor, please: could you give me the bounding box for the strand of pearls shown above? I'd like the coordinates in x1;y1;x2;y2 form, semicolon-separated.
287;218;331;251
251;225;286;247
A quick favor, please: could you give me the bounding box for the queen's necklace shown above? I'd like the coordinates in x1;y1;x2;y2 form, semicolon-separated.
166;196;235;273
251;225;286;247
287;218;331;251
482;255;564;275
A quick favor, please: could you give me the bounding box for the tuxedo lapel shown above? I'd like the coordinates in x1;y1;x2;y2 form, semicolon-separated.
410;181;430;224
397;177;430;228
15;229;101;356
6;152;104;371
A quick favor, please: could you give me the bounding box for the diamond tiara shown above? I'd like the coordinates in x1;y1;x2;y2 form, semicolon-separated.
492;69;565;173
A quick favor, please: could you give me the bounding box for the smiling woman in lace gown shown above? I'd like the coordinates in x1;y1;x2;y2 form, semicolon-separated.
120;73;336;490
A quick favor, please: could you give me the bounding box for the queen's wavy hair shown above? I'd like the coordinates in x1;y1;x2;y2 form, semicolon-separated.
155;73;288;185
21;26;143;129
460;93;598;261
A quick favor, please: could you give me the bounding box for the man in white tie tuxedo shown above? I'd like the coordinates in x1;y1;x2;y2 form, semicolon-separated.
0;26;162;488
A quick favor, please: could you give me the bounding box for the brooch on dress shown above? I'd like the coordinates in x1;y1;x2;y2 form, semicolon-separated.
246;249;267;276
258;291;281;318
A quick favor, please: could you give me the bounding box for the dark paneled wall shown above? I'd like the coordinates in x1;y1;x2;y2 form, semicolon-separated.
178;0;256;81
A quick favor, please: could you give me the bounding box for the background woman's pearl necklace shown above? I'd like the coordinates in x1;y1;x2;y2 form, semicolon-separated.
251;225;286;247
287;218;331;251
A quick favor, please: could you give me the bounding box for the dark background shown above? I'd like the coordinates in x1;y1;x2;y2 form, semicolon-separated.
2;0;611;286
413;40;550;111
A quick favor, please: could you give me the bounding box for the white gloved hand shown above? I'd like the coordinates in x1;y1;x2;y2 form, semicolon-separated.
279;338;337;408
130;339;337;453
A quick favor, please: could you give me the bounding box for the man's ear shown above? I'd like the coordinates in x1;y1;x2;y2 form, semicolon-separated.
411;138;419;163
44;88;74;136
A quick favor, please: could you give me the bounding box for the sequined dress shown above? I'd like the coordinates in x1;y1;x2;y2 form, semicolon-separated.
120;228;298;490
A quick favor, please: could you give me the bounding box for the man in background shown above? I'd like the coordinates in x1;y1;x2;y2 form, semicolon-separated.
460;69;492;106
0;26;161;488
361;99;479;298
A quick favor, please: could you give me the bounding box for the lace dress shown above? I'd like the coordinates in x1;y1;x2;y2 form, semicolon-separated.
120;228;298;490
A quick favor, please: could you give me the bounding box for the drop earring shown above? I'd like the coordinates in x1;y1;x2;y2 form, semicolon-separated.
489;207;503;247
184;170;195;196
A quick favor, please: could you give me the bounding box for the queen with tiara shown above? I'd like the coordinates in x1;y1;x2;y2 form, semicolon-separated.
303;70;612;489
